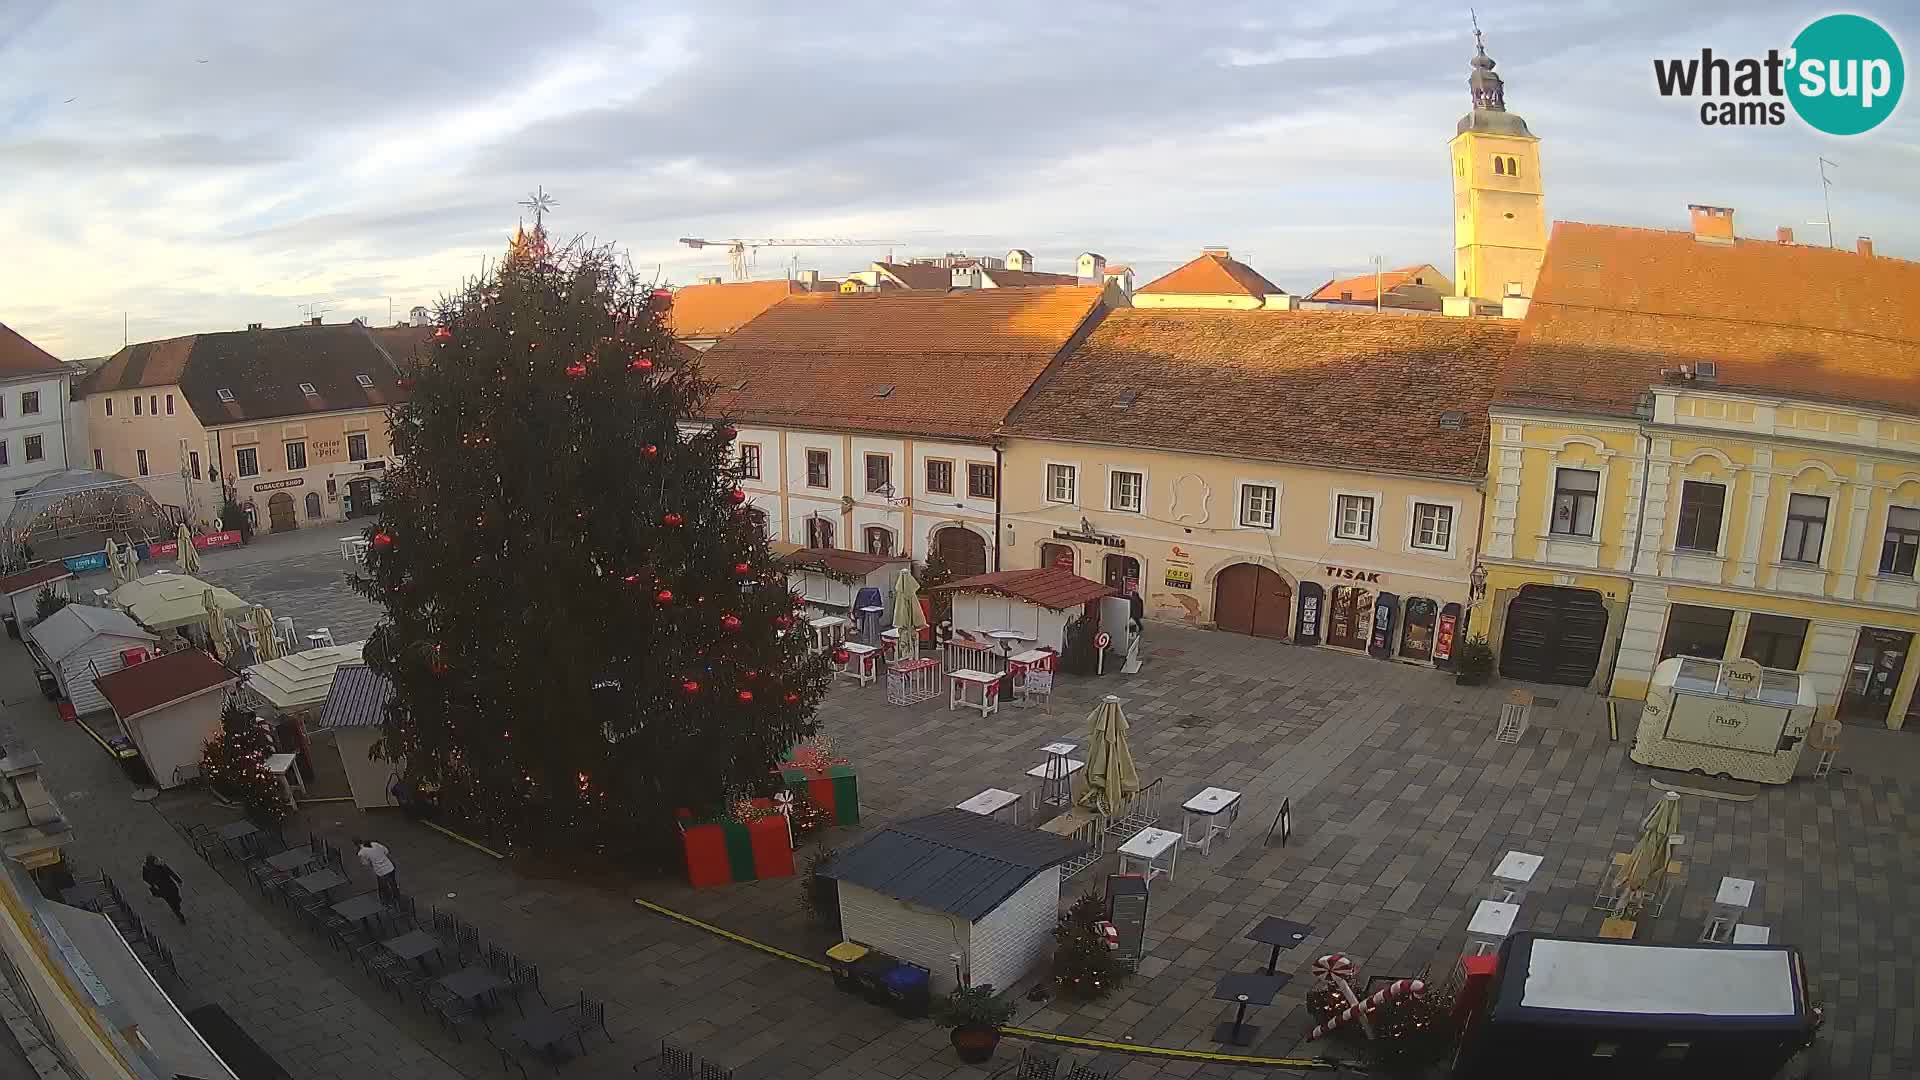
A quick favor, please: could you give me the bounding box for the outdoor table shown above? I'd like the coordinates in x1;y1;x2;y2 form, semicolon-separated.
944;637;996;674
1732;924;1772;944
1598;917;1637;940
331;893;388;931
886;657;939;706
947;669;1000;717
292;868;347;899
216;820;262;857
987;629;1029;658
880;627;900;657
338;536;363;561
510;1008;579;1059
808;615;847;654
1489;850;1544;902
1027;745;1084;810
1117;826;1180;882
956;787;1022;825
1702;876;1755;943
264;846;315;872
836;642;879;687
383;929;444;972
440;966;514;1011
1212;972;1289;1046
265;752;305;807
1466;899;1520;956
1246;917;1314;975
855;604;886;642
1181;787;1243;855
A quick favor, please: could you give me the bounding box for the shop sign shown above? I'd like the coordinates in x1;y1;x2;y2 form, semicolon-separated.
1435;613;1459;662
1053;527;1126;549
361;459;387;470
253;477;304;492
1164;567;1193;590
63;552;107;573
1325;565;1383;584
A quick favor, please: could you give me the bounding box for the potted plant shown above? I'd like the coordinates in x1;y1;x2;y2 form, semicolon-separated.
933;983;1015;1064
1454;635;1495;686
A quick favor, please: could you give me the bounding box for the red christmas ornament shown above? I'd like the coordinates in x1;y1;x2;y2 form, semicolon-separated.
717;425;738;442
832;648;851;665
733;561;751;576
772;614;793;631
629;355;654;372
727;489;747;505
642;444;659;459
565;361;589;378
396;377;415;391
654;588;674;605
737;690;754;704
720;613;742;632
432;326;452;343
622;573;640;585
372;532;394;549
662;511;684;527
680;679;701;695
648;288;673;311
783;691;801;705
743;669;759;681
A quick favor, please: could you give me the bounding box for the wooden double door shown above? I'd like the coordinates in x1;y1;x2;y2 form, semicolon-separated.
1213;563;1292;639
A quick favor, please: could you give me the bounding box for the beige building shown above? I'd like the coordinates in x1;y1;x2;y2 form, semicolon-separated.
77;322;422;532
1000;308;1516;664
1131;248;1295;311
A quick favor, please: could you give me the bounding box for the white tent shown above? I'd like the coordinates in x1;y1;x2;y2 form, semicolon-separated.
243;642;366;714
26;606;158;716
111;575;249;633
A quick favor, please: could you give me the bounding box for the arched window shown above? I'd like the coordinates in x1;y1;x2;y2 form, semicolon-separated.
1506;156;1520;177
863;526;894;557
1493;156;1506;176
805;516;835;549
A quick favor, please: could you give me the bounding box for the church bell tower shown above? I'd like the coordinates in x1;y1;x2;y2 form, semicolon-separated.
1449;26;1545;304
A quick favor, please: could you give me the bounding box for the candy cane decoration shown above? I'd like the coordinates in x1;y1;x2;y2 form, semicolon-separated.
773;790;796;848
1311;954;1374;1038
1308;979;1427;1040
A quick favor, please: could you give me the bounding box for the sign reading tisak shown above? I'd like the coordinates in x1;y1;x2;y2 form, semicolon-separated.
1324;565;1382;584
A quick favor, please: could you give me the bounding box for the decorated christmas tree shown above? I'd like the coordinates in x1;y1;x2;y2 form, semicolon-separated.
1051;891;1128;1000
354;222;831;864
200;695;291;826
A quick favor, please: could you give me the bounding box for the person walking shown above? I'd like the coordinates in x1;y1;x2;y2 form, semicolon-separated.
142;855;186;923
356;837;398;901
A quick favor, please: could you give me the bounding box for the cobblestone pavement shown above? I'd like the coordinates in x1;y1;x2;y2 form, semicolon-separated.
12;531;1915;1078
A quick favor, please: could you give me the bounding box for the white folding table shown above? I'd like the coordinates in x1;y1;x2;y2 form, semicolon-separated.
1489;850;1544;902
836;642;879;687
1181;787;1243;855
1466;899;1520;956
956;787;1023;825
1118;827;1181;882
947;669;1001;717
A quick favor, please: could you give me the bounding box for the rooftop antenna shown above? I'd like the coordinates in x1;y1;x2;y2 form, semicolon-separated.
1810;157;1838;248
1371;255;1384;314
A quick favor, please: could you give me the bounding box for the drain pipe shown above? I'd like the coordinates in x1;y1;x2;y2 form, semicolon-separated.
993;442;1004;572
1603;425;1655;688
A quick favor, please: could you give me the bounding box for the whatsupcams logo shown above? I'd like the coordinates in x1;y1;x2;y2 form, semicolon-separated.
1654;13;1904;134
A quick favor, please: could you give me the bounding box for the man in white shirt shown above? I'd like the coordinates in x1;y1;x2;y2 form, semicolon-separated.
355;837;398;900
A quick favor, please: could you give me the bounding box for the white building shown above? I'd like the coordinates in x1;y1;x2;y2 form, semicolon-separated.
0;324;75;520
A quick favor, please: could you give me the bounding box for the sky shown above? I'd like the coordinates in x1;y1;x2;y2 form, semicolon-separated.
3;1;1916;359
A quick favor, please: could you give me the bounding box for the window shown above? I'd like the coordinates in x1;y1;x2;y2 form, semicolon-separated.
925;458;953;495
92;448;102;469
347;433;368;461
1550;468;1600;537
864;453;891;494
133;395;143;416
1109;469;1144;513
216;388;235;403
148;394;157;415
1743;614;1810;670
0;443;9;466
1046;463;1076;504
805;449;831;488
23;436;41;463
1335;493;1375;541
737;443;761;480
1881;506;1920;577
1659;604;1733;661
236;447;259;478
1781;493;1828;564
190;451;201;479
298;382;317;396
805;516;835;549
165;393;174;415
20;391;38;416
1674;480;1726;552
285;440;308;470
1494;155;1506;176
355;374;374;388
136;449;149;476
1411;502;1453;551
967;463;995;500
1240;484;1277;529
864;526;893;556
105;398;113;417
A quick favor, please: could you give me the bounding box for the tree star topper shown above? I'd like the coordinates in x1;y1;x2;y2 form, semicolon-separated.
520;186;557;227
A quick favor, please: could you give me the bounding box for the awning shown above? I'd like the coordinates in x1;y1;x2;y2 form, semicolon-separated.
111;575;250;631
243;642;367;712
929;566;1114;611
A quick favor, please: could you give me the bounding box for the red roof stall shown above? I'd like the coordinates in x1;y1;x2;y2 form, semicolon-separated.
95;650;238;790
930;567;1113;654
0;563;73;633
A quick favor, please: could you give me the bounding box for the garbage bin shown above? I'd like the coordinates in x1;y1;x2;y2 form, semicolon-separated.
826;941;869;994
850;949;897;1006
882;961;931;1020
3;613;17;640
36;670;58;700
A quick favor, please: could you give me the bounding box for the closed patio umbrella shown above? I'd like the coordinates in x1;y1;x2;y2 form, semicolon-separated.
1617;790;1682;916
117;538;139;583
176;523;201;574
1077;694;1141;817
890;568;926;660
252;605;279;662
203;588;229;662
105;540;124;587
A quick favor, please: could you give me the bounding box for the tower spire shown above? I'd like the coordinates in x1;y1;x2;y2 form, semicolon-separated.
1468;15;1507;112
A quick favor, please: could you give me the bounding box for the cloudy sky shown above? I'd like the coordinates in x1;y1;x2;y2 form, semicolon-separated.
3;1;1916;358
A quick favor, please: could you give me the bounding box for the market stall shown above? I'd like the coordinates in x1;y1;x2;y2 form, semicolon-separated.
312;664;402;810
25;605;157;716
0;563;72;637
243;641;366;789
779;548;910;635
1631;657;1818;784
929;566;1112;666
110;575;250;635
94;650;238;790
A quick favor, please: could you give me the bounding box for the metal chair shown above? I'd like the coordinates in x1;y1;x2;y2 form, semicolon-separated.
1017;1047;1061;1079
485;943;513;976
511;959;545;1005
426;987;478;1042
698;1059;732;1080
657;1040;695;1078
1065;1065;1113;1080
454;923;481;964
562;992;609;1045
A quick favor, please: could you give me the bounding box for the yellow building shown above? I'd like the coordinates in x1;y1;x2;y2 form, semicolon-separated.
1479;209;1920;728
1449;29;1546;305
1000;307;1515;665
1130;249;1294;311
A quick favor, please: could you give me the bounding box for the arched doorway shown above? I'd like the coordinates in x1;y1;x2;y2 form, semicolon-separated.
304;491;323;520
1039;542;1074;571
934;526;987;576
346;478;375;518
1103;553;1140;592
267;492;297;533
1500;584;1608;685
1325;585;1373;650
1399;597;1438;661
1212;563;1292;639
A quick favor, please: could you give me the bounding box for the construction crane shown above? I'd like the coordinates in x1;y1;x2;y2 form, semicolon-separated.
678;237;902;282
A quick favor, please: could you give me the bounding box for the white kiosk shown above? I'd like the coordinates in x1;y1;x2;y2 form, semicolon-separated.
1632;657;1818;784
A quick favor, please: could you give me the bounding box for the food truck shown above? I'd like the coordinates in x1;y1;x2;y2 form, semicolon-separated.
1630;656;1818;784
1454;932;1812;1078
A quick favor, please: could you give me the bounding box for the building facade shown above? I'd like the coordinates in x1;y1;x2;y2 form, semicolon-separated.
0;324;76;518
1449;30;1546;305
1000;308;1514;665
1478;212;1920;727
1130;249;1294;311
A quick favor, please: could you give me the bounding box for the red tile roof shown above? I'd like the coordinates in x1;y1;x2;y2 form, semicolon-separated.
95;649;236;721
76;334;197;395
79;324;407;423
876;263;957;290
984;269;1081;287
1137;252;1284;298
930;567;1113;611
697;286;1108;441
0;563;73;596
368;325;435;367
0;322;66;376
669;280;800;340
1004;308;1516;480
1501;222;1920;418
1307;264;1445;303
779;547;910;580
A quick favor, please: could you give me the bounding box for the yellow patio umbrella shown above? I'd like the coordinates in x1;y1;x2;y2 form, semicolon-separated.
203;588;229;662
890;568;926;660
1617;790;1682;916
252;605;279;662
1076;695;1141;817
176;523;201;574
104;540;124;587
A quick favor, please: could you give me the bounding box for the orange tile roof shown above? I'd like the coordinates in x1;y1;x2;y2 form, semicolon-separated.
697;286;1108;441
930;566;1113;611
77;334;198;395
669;280;799;340
1004;308;1516;480
1501;222;1920;418
1136;252;1284;298
1307;265;1441;303
95;649;236;721
0;322;65;376
984;269;1081;287
876;263;956;290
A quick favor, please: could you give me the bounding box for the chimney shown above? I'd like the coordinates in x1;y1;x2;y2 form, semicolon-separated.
1688;204;1736;245
1076;252;1107;283
1777;226;1795;244
1202;246;1231;258
697;275;723;286
247;322;264;331
308;316;322;326
1858;236;1875;258
795;269;819;288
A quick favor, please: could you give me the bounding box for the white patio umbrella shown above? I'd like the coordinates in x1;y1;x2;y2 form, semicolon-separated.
203;588;229;661
1076;695;1141;817
890;568;926;660
176;523;201;574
